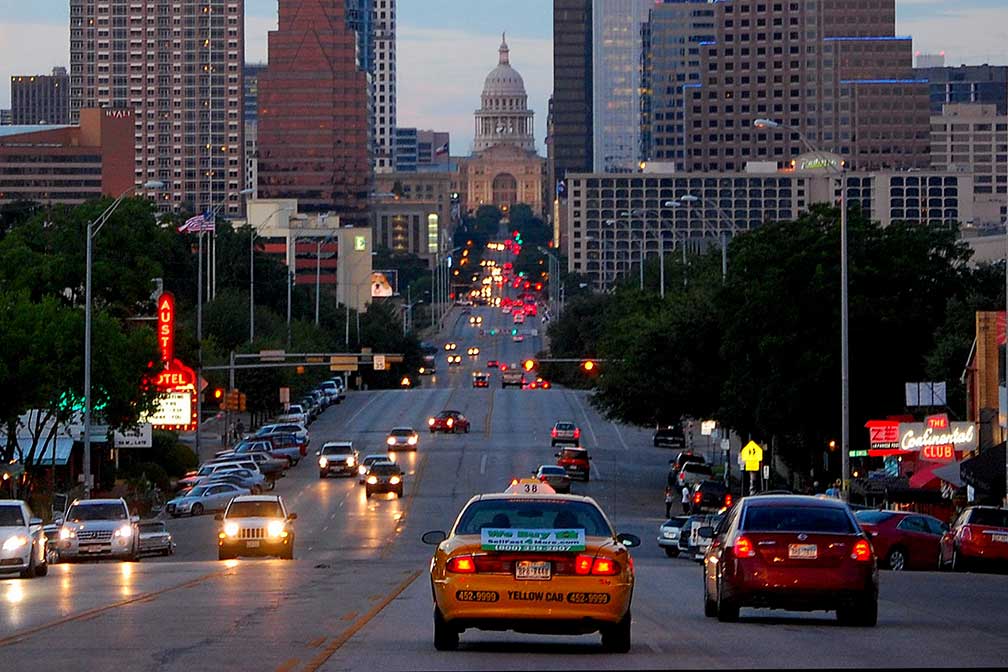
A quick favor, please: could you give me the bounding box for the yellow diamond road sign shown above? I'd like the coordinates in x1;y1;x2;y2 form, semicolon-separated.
740;440;763;472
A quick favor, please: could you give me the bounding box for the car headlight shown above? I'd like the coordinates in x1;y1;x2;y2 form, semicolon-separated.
59;527;73;540
223;521;240;537
2;535;28;551
347;456;355;466
267;520;285;538
358;465;367;475
114;524;133;538
386;437;396;445
428;418;435;426
407;436;417;445
367;476;378;485
389;476;401;485
319;457;328;468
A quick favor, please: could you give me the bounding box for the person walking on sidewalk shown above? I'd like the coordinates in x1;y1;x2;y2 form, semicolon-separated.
664;487;674;518
681;485;692;514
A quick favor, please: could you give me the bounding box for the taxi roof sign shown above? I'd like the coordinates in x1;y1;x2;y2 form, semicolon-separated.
506;478;556;495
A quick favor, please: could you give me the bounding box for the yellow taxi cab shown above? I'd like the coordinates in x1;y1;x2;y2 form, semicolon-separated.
421;482;640;652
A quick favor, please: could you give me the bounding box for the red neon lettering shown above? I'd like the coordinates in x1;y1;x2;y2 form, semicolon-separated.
157;292;175;362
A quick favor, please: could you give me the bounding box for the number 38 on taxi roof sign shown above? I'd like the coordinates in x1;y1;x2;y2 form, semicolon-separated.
739;440;763;472
506;478;556;495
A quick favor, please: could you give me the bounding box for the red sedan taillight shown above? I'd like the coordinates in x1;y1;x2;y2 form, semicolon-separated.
851;539;873;561
447;556;476;573
551;428;558;438
733;536;756;558
573;428;581;439
724;493;733;507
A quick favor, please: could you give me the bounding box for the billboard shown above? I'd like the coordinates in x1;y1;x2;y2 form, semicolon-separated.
371;270;398;297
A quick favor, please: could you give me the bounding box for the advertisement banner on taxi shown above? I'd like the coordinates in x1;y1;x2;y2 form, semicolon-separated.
481;528;586;552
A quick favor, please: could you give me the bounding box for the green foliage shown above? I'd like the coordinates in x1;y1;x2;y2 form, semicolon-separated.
147;431;199;477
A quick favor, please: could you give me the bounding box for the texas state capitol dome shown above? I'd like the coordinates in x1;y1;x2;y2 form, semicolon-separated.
461;33;544;215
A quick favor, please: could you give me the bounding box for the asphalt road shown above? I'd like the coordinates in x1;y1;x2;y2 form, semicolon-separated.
1;303;1006;670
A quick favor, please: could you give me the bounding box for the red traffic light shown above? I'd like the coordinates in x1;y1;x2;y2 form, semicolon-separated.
581;360;596;373
534;282;542;291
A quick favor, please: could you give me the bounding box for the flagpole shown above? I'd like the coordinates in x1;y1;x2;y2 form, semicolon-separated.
196;227;203;461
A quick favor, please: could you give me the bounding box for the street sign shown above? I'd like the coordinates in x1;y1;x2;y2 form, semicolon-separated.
701;420;716;436
849;449;868;457
260;349;285;362
330;355;359;372
373;355;386;371
721;438;730;453
279;387;290;405
762;465;770;480
386;354;404;364
739;440;763;472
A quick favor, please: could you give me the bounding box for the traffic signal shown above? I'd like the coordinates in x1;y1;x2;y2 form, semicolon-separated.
522;359;537;372
581;360;597;373
511;328;518;336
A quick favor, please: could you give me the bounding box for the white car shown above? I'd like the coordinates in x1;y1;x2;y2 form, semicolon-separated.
57;498;140;562
277;403;309;426
0;499;48;578
217;495;296;560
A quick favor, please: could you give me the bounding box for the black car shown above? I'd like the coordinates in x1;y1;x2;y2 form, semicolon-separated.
365;462;404;499
653;425;685;449
690;480;732;513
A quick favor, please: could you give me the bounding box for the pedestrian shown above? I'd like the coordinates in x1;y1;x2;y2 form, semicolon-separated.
234;419;245;439
681;485;691;514
664;487;673;518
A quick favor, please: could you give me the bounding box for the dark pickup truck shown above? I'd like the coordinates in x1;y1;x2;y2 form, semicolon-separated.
653;425;685;449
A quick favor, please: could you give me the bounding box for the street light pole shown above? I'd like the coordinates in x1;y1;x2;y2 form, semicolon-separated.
83;181;162;498
755;118;850;499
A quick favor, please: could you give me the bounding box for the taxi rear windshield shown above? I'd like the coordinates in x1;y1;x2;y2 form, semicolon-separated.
742;505;856;534
455;500;612;537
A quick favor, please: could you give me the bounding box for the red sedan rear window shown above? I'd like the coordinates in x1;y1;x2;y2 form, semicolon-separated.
743;505;857;534
969;509;1008;527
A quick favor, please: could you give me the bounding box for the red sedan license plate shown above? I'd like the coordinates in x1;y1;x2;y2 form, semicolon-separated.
788;543;818;559
516;560;551;580
992;533;1008;543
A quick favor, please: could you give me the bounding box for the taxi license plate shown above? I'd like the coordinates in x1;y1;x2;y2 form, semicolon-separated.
515;560;551;581
789;543;818;559
246;540;260;548
992;533;1008;543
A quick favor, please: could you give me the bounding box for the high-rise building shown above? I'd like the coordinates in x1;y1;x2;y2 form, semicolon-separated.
915;52;946;69
372;0;396;173
640;2;717;167
0;110;11;126
258;0;371;223
673;0;929;172
10;67;70;125
244;63;268;123
917;65;1008;116
552;0;593;186
69;0;245;216
394;128;450;172
592;0;653;173
345;0;375;72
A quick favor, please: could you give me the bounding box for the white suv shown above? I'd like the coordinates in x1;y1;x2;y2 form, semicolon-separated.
0;499;48;578
216;495;296;560
57;498;139;562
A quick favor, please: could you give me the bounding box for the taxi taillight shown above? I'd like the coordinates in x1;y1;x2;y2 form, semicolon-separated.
851;539;873;562
733;536;755;558
724;494;733;507
693;491;703;505
447;556;476;573
574;554;620;576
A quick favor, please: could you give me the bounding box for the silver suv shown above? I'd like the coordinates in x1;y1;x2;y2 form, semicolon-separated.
57;498;139;562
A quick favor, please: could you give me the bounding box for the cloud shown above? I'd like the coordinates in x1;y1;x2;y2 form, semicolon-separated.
0;23;68;108
396;26;553;154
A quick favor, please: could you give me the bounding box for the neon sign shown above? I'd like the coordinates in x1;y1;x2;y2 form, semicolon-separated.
142;292;197;431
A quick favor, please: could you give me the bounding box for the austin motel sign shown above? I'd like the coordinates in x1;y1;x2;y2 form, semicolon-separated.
141;292;197;431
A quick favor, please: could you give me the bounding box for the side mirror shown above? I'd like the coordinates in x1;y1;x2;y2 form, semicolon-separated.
421;530;447;545
288;513;298;520
214;514;223;521
616;533;641;548
29;517;43;527
697;526;714;539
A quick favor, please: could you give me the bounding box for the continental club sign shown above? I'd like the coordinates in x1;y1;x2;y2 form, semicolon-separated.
898;414;977;461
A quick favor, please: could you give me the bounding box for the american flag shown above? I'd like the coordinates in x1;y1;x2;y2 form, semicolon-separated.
177;210;215;234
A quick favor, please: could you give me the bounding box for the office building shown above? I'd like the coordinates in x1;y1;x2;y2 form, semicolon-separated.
592;0;653;173
372;171;452;260
394;128;450;172
69;0;245;217
552;0;593;183
372;0;396;173
915;52;945;69
566;165;975;290
10;67;70;125
257;0;371;224
0;108;134;206
0;110;10;125
917;65;1008;116
930;104;1007;227
244;63;267;123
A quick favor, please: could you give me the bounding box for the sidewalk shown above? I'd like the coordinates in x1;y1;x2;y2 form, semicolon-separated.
178;411;253;461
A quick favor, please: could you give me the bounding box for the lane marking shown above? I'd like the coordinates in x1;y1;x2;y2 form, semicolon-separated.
300;569;422;672
570;391;600;448
482;387;495;437
276;658;301;672
612;419;630;451
480;453;488;475
0;568;225;648
343;390;385;429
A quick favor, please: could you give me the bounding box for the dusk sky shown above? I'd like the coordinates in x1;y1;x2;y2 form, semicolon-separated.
1;1;1006;153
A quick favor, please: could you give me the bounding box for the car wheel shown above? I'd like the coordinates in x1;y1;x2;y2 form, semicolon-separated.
716;574;739;622
35;559;48;577
366;490;372;499
703;576;717;617
191;503;204;516
19;547;36;579
886;547;907;571
600;612;631;653
952;547;968;572
837;593;878;627
464;426;469;433
433;607;459;651
937;547;946;571
664;547;680;558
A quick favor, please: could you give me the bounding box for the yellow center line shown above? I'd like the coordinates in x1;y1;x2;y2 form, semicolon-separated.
299;569;422;672
275;658;301;672
0;567;228;648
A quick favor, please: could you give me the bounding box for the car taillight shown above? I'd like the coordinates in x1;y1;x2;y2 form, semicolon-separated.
447;556;476;573
539;475;548;482
551;429;558;438
574;428;580;439
724;494;733;507
960;527;973;542
693;492;703;504
574;554;593;575
573;554;620;575
851;539;873;561
733;536;755;558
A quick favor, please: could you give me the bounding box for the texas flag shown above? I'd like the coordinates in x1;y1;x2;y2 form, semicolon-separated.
434;142;449;156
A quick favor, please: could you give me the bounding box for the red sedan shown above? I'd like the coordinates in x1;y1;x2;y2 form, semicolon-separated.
702;495;878;626
939;506;1008;571
428;410;470;434
486;360;499;369
854;510;947;571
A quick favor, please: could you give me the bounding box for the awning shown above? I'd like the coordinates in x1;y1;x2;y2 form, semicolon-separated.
909;462;947;489
931;461;964;488
4;436;74;467
960;443;1006;501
